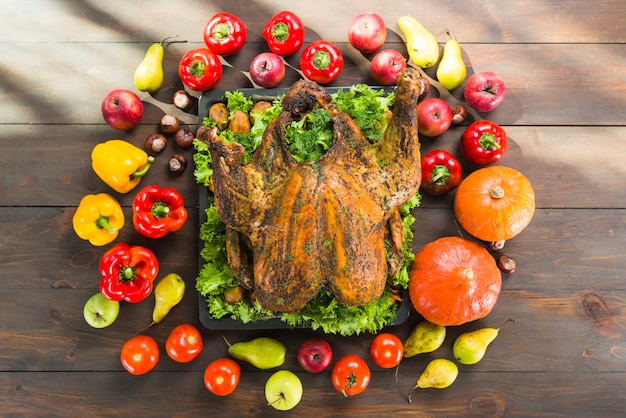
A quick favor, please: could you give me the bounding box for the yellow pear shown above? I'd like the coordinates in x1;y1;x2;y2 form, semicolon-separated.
134;42;165;93
436;29;466;90
403;320;446;358
398;16;439;68
408;358;458;403
453;319;513;365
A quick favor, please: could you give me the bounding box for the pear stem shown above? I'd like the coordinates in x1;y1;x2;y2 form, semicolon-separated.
160;35;188;46
498;318;515;330
408;386;418;404
219;331;232;348
444;28;457;42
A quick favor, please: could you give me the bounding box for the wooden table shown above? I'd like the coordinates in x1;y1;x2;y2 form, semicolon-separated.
2;1;625;416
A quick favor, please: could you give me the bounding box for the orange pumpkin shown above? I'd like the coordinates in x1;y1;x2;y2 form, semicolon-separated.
454;166;535;248
408;236;502;326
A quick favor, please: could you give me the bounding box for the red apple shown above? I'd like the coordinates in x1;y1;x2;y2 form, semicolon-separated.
417;98;452;137
297;337;333;373
370;49;407;85
249;52;285;89
101;89;144;130
463;71;506;112
348;12;386;54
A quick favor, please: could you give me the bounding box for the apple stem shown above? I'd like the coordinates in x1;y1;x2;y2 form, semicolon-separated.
267;393;285;406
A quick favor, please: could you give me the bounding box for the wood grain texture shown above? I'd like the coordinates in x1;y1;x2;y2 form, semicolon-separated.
1;0;625;416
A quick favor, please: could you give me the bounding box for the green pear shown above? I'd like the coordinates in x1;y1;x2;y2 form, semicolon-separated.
453;319;513;365
227;337;286;369
408;358;458;403
398;16;440;68
403;320;446;358
436;29;466;91
134;42;165;93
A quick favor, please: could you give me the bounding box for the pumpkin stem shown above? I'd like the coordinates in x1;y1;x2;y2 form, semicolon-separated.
490;186;505;199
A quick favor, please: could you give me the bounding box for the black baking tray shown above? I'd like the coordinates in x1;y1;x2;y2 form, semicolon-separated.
196;86;410;331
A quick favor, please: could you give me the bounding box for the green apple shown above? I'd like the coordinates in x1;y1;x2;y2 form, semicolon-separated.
83;292;120;328
265;370;303;411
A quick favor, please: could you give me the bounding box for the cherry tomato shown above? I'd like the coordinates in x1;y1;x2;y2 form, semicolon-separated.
370;333;403;369
165;324;203;363
120;335;159;375
331;354;370;397
204;357;241;396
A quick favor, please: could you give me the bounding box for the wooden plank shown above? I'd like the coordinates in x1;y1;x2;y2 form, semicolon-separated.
1;41;625;126
1;125;624;208
1;207;624;289
1;371;626;416
1;287;625;373
3;0;626;43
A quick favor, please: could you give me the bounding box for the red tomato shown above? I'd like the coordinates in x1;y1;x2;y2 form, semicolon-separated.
165;324;203;363
331;354;370;397
204;357;241;396
370;333;403;369
120;335;159;375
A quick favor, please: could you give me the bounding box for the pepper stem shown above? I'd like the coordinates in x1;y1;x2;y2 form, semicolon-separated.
95;215;116;233
212;23;231;40
313;51;331;70
430;165;451;185
479;133;501;151
131;156;155;179
151;202;170;219
119;266;136;283
272;22;289;41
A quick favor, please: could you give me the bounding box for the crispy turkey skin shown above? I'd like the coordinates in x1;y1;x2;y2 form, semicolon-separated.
199;67;422;312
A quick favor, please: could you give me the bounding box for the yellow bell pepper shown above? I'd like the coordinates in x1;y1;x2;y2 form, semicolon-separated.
91;139;154;194
73;193;125;246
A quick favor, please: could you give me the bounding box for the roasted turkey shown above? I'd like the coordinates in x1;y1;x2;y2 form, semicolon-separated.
198;67;422;312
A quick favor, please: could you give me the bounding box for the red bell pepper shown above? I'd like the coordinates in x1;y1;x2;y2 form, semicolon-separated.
420;149;463;195
203;12;246;56
299;40;343;84
263;11;305;56
178;48;222;92
99;242;159;303
132;185;188;239
460;120;507;165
